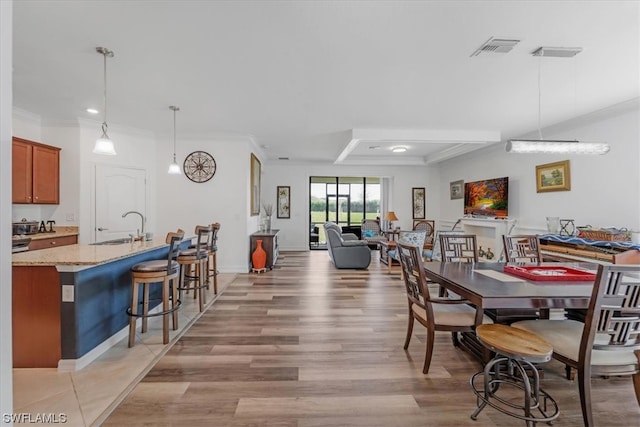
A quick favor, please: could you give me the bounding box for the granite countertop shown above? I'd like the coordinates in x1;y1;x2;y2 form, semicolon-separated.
12;236;172;267
12;226;79;241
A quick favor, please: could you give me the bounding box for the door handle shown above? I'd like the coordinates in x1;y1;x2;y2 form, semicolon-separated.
97;227;109;231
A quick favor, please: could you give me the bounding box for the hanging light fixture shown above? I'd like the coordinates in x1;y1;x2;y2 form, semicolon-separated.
168;106;181;174
94;47;116;155
506;47;610;155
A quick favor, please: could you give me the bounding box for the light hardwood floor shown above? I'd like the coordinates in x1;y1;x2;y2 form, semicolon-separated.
102;251;639;426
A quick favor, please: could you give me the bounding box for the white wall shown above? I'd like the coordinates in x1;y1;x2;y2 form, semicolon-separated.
438;99;640;233
78;121;158;244
1;0;13;419
261;163;436;250
154;136;258;272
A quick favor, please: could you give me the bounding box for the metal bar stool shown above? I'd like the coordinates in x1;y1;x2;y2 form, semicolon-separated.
470;324;559;426
177;225;211;312
127;230;184;347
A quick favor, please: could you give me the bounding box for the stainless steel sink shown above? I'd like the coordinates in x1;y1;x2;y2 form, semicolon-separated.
91;238;133;245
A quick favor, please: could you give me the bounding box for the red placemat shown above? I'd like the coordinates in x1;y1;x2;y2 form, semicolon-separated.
504;265;596;282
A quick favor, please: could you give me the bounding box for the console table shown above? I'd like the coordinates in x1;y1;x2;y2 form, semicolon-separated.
250;229;280;270
539;234;640;263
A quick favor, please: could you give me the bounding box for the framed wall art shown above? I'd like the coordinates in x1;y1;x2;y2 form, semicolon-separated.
412;187;425;219
449;180;464;200
277;186;290;218
536;160;571;193
250;153;261;215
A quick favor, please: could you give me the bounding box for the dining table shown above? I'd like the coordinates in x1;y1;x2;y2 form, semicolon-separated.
422;261;599;362
423;261;597;311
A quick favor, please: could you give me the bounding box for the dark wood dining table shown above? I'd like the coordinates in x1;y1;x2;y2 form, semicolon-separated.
423;261;597;311
423;261;599;362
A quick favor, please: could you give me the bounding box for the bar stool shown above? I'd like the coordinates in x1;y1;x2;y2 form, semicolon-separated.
127;230;184;347
208;223;220;294
470;324;559;426
189;222;220;294
177;225;211;312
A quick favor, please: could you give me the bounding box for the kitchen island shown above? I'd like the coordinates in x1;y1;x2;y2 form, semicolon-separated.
12;236;190;370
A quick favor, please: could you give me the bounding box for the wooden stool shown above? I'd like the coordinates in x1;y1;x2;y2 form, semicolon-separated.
470;324;559;426
127;231;184;347
208;223;220;294
178;225;211;312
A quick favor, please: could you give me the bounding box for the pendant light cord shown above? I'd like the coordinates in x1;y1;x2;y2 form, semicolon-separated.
103;50;108;127
537;54;543;140
173;108;177;159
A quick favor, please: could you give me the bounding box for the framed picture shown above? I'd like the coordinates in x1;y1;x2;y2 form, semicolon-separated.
449;180;464;200
277;186;290;218
536;160;571;193
412;187;425;219
250;153;261;215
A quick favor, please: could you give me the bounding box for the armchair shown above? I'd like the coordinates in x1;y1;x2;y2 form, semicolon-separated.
323;222;371;269
361;219;386;246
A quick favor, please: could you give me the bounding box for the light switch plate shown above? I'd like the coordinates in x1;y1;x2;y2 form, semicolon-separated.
62;285;74;302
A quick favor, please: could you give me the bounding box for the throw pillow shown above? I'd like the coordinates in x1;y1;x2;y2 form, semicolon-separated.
363;230;375;238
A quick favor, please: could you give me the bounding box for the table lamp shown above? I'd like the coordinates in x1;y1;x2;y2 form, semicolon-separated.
384;211;399;231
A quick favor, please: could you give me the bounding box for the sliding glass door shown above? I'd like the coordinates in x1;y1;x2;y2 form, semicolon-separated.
309;177;380;249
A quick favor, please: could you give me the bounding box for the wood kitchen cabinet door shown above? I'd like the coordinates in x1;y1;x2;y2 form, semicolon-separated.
32;143;60;203
12;138;32;203
12;137;60;204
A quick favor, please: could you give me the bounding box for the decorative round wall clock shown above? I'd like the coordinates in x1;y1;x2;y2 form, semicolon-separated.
183;151;216;183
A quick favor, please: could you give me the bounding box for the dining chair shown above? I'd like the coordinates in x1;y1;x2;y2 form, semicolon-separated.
502;234;542;264
423;229;465;261
511;264;640;427
396;241;492;374
439;234;478;263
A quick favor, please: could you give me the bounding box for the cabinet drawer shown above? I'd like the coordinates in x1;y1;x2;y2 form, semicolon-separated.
29;235;77;251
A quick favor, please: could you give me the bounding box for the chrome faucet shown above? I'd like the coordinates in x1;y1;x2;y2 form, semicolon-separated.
122;210;145;238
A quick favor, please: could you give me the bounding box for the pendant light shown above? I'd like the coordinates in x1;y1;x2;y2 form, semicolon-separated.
94;47;116;155
506;47;609;155
168;106;181;174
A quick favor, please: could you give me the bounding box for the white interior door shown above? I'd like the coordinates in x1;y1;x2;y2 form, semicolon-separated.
95;165;146;242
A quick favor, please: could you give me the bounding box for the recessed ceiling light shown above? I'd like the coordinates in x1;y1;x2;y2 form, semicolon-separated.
391;146;408;153
86;108;99;114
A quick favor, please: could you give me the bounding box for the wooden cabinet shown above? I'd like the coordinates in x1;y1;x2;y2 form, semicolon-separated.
12;266;61;367
250;229;280;269
12;137;61;204
29;235;77;251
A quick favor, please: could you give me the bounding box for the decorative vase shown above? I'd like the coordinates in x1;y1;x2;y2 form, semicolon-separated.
265;216;272;232
546;217;560;234
252;239;267;270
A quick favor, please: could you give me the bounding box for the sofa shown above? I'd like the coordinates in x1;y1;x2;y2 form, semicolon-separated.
323;222;371;269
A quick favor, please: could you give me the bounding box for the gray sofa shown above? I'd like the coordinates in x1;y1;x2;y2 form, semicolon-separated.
323;222;371;269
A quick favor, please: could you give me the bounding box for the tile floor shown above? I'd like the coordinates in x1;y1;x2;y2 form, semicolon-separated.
12;274;235;427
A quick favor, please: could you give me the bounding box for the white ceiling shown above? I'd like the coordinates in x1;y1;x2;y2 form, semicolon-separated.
12;1;640;165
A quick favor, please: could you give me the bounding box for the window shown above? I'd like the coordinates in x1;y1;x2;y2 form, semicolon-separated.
309;177;381;248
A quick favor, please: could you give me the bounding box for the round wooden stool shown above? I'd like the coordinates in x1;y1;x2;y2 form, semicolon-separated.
470;324;559;426
127;231;184;347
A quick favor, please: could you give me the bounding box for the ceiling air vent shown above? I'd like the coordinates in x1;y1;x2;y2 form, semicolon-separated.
470;37;520;57
531;47;582;58
278;157;289;161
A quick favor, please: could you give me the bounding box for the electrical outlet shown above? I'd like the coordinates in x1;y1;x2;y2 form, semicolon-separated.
62;285;74;302
66;213;75;221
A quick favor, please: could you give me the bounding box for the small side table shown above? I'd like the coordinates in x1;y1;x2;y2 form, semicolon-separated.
379;240;400;273
384;230;400;241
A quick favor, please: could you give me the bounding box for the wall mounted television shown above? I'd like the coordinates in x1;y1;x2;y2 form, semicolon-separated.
463;177;509;218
